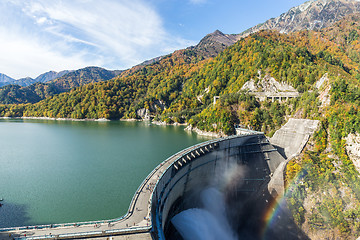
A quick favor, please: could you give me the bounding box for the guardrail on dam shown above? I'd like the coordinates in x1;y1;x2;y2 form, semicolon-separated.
1;133;287;240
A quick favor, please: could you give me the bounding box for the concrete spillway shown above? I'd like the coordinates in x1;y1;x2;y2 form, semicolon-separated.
270;118;320;160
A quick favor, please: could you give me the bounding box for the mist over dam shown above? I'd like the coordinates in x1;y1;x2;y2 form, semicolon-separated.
0;119;319;240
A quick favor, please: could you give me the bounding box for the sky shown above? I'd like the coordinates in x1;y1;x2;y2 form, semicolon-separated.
0;0;307;79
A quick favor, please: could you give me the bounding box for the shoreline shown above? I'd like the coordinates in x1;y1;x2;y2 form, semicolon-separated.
0;116;110;122
0;116;221;138
184;125;223;138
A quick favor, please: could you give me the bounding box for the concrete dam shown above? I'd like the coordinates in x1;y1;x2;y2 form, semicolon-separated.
151;133;305;240
1;119;318;240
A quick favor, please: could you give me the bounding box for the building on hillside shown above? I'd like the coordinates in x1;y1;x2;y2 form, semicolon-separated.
241;74;300;102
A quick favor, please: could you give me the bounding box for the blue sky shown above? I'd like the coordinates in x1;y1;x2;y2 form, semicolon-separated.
0;0;306;79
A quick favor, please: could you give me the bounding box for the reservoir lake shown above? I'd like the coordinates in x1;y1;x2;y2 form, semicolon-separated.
0;119;211;228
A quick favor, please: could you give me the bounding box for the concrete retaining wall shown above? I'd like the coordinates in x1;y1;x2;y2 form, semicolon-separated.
270;118;320;159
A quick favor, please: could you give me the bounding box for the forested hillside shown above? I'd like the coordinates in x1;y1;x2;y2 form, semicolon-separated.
1;12;360;239
1;19;355;133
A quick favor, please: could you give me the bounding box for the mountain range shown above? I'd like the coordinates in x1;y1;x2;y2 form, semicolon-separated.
135;0;360;66
0;67;121;104
2;0;360;89
3;0;359;104
0;71;70;87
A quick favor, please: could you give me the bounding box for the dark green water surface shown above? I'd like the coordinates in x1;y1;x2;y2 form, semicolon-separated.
0;119;210;227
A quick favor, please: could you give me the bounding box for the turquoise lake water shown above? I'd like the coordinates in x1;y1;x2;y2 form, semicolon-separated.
0;119;211;227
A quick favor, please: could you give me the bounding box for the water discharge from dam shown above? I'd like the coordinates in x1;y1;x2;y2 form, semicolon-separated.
171;159;244;240
172;187;237;240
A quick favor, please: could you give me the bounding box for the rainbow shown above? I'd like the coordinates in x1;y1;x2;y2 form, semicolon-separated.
261;167;307;239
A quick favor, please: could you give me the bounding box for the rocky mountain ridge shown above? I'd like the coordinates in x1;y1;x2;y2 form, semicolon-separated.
168;0;360;61
238;0;360;38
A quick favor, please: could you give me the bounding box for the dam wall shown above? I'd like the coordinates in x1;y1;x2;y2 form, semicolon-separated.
150;134;286;239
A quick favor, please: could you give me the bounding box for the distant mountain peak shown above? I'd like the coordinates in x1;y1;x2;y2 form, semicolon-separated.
35;70;71;84
186;29;240;58
198;29;238;47
0;66;122;104
0;70;73;87
239;0;360;37
0;73;15;87
0;73;15;83
212;29;224;35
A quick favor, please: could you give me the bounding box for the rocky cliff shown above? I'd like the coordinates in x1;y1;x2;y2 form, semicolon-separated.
186;0;360;57
239;0;360;38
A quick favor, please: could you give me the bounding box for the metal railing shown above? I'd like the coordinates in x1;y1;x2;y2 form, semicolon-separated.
16;226;151;240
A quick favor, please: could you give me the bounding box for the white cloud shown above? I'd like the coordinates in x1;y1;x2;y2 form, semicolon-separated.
0;0;195;79
0;26;99;78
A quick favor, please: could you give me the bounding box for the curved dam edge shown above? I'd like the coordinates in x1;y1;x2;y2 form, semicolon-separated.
150;133;288;239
